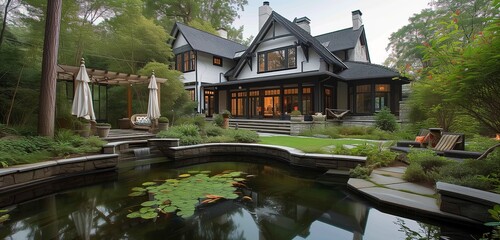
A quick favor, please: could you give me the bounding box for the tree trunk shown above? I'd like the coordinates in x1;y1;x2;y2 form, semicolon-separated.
38;0;62;137
0;0;12;50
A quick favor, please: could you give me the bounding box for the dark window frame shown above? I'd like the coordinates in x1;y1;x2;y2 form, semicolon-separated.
213;56;223;67
175;50;196;73
257;45;297;73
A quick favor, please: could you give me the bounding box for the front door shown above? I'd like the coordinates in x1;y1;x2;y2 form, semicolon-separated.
264;96;280;118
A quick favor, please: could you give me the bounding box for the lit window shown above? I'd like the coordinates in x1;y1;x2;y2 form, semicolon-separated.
213;56;223;67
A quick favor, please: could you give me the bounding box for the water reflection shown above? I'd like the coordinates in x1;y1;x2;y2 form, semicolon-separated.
0;161;481;239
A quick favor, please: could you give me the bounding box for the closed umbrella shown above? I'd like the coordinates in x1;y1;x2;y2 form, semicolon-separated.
147;71;161;130
71;58;95;120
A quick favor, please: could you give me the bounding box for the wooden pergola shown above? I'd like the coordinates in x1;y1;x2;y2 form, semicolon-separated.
57;64;167;118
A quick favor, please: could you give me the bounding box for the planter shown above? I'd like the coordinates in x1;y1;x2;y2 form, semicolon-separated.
290;115;304;122
75;122;91;137
222;117;229;129
312;115;326;122
158;122;169;131
96;126;111;138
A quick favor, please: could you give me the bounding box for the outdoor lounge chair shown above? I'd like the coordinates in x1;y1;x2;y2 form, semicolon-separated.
443;143;500;160
395;129;430;148
325;108;350;120
130;114;152;130
390;133;462;155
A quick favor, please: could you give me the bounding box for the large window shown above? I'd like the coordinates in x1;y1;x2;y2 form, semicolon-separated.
375;84;390;111
175;51;196;72
356;85;372;114
258;46;297;73
231;91;247;117
302;87;313;115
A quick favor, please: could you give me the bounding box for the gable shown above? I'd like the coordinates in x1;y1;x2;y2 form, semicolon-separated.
173;32;189;49
230;11;347;79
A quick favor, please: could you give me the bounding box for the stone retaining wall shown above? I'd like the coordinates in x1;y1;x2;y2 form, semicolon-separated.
0;154;119;192
437;181;500;222
149;139;366;170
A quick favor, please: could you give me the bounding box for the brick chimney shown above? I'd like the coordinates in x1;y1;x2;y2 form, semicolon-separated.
294;17;311;33
352;10;363;30
259;1;272;30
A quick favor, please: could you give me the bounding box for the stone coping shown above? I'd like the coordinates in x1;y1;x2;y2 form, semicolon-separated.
102;140;149;154
437;181;500;205
150;139;367;170
0;154;119;192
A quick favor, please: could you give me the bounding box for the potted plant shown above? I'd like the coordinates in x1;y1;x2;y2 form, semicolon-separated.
221;110;231;129
158;117;169;131
289;110;303;122
74;118;91;137
96;123;111;138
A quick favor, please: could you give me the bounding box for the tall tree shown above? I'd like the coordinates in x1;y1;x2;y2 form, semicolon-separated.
38;0;62;137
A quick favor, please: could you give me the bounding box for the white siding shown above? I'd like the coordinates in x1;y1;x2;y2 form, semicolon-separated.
173;33;188;49
337;81;348;109
347;39;368;62
237;22;323;80
196;52;235;84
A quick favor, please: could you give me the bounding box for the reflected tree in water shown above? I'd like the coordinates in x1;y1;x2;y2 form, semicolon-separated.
395;218;441;240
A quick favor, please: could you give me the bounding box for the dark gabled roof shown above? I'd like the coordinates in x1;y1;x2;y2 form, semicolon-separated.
170;22;247;59
208;71;340;87
231;11;347;78
338;61;407;81
315;26;364;52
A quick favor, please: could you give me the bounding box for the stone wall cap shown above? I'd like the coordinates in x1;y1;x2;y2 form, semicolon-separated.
104;140;147;147
13;161;59;172
86;154;119;161
0;168;19;176
437;181;500;205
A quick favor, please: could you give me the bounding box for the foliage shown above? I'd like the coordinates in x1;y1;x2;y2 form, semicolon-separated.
332;143;397;168
157;124;201;145
0;130;105;167
403;150;453;183
299;125;395;140
96;123;111;127
158;117;169;123
212;114;224;128
0;209;9;224
127;170;250;219
290;110;302;116
480;205;500;240
349;165;372;179
204;125;224;137
395;218;441;240
224;129;259;143
259;136;368;153
374;107;398;132
466;135;498;152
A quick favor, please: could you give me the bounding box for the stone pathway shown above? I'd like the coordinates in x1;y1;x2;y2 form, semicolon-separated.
347;166;478;223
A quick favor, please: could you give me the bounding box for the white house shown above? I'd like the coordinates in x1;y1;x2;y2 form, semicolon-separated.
169;2;408;119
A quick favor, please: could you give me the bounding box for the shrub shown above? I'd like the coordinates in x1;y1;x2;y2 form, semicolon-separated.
374;107;398;132
225;129;259;143
349;164;372;179
212;114;224;128
331;143;397;168
157;124;201;146
403;149;454;183
205;125;224;137
158;117;169;123
290;110;302;116
466;135;498;152
403;164;429;182
180;135;203;145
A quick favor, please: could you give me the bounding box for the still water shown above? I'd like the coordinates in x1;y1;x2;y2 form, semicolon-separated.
0;159;482;239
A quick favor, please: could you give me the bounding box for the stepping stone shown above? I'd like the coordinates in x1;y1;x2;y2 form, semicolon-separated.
358;187;441;213
347;178;376;189
369;173;406;185
386;182;436;196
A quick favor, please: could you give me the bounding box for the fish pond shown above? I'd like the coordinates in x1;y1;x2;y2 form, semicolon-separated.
0;158;484;239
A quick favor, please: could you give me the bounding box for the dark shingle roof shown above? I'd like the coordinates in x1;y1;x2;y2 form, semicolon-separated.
172;23;247;59
338;61;403;80
315;26;364;52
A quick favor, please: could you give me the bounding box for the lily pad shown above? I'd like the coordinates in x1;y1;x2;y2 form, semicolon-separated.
131;187;147;192
141;211;158;219
142;182;156;186
126;212;141;219
179;174;191;178
141;201;159;207
129;191;145;197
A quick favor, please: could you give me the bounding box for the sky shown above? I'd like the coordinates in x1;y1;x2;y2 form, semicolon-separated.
232;0;432;64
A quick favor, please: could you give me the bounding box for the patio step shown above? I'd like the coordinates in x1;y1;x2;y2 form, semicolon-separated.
228;119;291;134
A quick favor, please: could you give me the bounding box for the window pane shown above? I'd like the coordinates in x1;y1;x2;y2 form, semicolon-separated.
190;51;196;71
267;49;286;71
184;52;190;71
288;48;296;68
176;54;182;71
356;92;371;113
258;53;265;72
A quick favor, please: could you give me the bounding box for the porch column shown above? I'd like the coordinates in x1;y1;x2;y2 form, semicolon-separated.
314;81;321;114
279;85;284;119
215;89;219;114
298;83;303;113
245;88;249;118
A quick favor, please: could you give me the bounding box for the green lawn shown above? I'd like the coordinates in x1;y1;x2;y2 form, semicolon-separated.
258;136;369;153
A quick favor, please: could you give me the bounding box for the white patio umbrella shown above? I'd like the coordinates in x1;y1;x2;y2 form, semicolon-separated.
147;71;161;129
71;58;95;120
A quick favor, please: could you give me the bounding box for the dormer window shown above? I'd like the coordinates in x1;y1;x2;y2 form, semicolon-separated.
213;56;223;67
258;46;297;73
175;51;196;72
